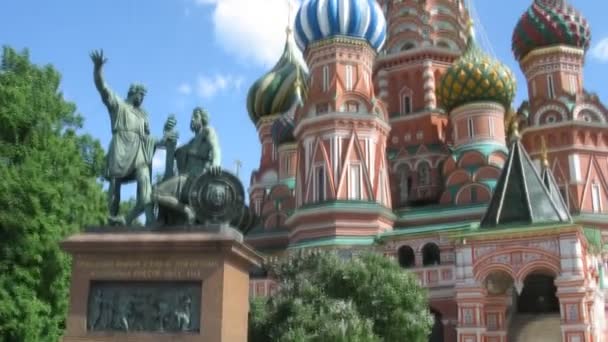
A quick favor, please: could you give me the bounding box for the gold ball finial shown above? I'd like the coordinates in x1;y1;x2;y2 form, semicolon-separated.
540;136;549;168
509;116;521;142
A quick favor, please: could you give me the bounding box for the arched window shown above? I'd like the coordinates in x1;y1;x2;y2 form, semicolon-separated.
418;162;431;187
345;101;359;113
401;42;416;51
400;86;413;115
398;245;415;268
422;243;441;266
436;41;450;49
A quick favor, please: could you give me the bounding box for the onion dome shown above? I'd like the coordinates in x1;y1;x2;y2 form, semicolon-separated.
247;31;308;125
512;0;591;61
271;111;296;145
438;26;516;113
294;0;387;52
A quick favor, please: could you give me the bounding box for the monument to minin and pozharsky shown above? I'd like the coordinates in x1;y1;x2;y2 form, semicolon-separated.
61;50;262;342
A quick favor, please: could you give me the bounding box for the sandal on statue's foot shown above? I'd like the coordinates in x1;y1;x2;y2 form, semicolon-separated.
108;215;126;226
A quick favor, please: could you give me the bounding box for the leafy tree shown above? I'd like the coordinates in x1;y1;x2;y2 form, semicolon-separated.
0;46;107;341
250;251;433;342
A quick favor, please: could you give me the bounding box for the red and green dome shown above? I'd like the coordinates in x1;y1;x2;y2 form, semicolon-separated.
512;0;591;61
438;28;516;113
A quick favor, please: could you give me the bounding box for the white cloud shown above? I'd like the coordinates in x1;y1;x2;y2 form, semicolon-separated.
196;74;243;98
177;83;192;95
195;0;300;67
590;37;608;63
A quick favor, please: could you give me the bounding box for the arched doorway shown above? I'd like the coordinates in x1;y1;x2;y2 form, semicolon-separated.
517;273;559;313
428;309;444;342
509;272;561;342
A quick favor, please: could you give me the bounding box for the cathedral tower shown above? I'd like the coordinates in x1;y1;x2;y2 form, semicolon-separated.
514;0;608;215
288;0;394;245
375;0;470;208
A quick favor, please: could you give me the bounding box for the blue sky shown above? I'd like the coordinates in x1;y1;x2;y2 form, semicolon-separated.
1;0;607;201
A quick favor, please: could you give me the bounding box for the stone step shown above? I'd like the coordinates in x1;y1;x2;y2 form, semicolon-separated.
508;314;561;342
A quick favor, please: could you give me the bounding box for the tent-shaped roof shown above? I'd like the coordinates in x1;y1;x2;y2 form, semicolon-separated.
480;138;571;228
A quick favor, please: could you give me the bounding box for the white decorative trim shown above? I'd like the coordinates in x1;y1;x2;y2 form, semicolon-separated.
533;104;568;126
573;103;606;123
392;160;414;172
520;45;584;65
413;158;433;170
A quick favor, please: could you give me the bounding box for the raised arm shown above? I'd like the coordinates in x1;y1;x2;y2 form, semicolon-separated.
90;49;118;112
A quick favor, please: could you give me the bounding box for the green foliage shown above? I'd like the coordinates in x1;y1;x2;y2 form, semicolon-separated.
0;46;107;341
250;251;433;342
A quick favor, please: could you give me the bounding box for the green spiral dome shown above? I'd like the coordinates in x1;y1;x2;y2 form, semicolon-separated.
246;33;308;125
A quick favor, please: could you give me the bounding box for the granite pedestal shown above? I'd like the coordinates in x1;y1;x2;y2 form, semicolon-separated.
61;226;262;342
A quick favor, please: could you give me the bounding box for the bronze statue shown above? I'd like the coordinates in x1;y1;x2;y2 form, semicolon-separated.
153;107;221;224
90;49;174;226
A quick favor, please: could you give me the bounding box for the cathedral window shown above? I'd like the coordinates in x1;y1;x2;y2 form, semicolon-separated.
345;101;359;113
316;103;329;115
254;199;262;215
345;65;354;91
349;163;362;200
547;74;555;99
283;154;291;175
400;86;413;115
322;65;330;93
401;42;416;51
592;183;602;213
467;118;474;138
313;165;326;202
569;75;578;94
418;162;431;187
402;95;412;114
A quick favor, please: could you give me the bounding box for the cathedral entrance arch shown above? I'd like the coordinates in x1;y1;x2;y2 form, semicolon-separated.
428;309;444;342
517;272;559;314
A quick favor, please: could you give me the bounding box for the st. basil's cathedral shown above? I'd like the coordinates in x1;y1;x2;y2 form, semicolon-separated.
244;0;608;341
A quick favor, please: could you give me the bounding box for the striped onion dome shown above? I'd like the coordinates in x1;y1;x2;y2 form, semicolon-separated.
438;27;516;113
294;0;387;52
271;111;296;145
247;32;309;125
513;0;591;61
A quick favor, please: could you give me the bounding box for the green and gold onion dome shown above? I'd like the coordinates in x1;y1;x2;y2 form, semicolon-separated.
438;25;516;113
247;30;309;126
512;0;591;61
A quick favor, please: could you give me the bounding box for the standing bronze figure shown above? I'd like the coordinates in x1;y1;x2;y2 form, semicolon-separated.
91;49;164;226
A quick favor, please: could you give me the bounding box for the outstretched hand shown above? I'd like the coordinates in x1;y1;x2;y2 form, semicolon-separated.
90;49;108;69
